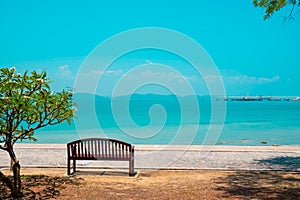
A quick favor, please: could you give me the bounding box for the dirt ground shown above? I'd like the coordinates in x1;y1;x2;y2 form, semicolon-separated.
0;168;299;199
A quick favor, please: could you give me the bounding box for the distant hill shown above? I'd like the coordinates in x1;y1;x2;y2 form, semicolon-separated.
72;93;215;103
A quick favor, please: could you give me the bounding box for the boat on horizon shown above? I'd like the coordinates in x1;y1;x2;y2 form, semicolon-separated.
224;96;297;102
230;96;263;101
292;97;300;102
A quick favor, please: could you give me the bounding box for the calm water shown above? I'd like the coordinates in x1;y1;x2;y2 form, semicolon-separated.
32;94;300;146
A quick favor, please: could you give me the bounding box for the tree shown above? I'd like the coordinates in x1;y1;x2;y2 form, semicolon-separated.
253;0;300;20
0;67;75;198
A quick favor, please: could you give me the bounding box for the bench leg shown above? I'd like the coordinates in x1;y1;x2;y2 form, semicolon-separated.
129;158;134;176
67;158;71;175
73;159;76;173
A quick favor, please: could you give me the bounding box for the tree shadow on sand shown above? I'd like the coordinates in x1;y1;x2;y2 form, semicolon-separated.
0;175;82;199
215;171;300;200
257;156;300;171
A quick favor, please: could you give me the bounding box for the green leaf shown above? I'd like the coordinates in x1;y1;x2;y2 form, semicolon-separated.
0;67;76;147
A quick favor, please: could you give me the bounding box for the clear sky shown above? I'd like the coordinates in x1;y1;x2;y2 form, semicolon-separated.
1;0;299;96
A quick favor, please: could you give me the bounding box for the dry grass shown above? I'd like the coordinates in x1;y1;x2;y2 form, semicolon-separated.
0;168;299;199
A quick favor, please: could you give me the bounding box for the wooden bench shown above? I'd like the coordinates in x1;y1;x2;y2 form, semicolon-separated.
67;138;135;176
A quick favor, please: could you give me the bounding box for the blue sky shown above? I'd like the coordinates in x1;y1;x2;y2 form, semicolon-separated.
0;0;299;96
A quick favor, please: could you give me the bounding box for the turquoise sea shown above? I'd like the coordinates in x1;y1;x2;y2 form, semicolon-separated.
32;94;300;146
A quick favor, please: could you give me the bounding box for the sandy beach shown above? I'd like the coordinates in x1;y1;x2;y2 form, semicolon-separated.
1;144;299;171
1;144;299;199
1;168;299;199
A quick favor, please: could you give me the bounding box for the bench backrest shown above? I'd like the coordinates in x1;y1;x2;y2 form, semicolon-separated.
67;138;134;160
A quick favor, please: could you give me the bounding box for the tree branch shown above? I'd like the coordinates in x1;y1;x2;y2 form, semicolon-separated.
288;3;296;18
0;170;13;191
0;144;7;151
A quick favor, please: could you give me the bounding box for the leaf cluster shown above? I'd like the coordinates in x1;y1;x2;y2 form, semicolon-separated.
253;0;300;20
0;67;75;149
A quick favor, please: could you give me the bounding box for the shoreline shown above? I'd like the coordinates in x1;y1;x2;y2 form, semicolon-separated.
13;143;300;152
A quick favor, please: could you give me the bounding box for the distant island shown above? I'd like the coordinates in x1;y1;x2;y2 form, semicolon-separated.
73;93;300;102
223;96;300;102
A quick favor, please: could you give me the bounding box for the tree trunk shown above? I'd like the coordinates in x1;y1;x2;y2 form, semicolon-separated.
5;144;23;198
11;161;22;198
0;159;22;198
